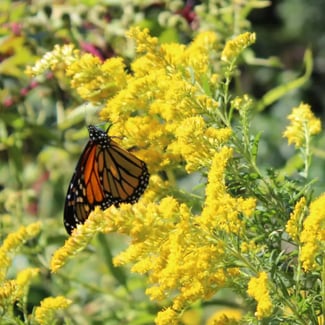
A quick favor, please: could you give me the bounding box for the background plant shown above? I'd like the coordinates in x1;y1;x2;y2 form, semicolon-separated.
1;1;324;324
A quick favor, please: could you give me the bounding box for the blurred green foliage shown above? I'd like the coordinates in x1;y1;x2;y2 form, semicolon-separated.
1;0;325;324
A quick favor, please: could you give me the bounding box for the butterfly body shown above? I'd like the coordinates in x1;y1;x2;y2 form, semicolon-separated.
64;125;149;234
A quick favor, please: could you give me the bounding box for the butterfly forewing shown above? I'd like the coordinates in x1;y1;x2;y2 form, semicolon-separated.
63;125;149;235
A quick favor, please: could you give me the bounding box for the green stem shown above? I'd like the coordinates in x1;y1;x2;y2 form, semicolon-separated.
302;124;311;179
97;233;129;291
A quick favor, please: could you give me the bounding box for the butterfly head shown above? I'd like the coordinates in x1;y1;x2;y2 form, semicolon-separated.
88;125;110;144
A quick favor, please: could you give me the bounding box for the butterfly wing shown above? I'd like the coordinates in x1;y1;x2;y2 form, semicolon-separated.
64;127;149;235
64;141;101;234
100;139;149;204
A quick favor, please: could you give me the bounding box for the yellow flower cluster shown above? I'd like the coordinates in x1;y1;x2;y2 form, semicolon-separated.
66;56;128;102
51;207;112;272
103;196;241;324
0;223;72;323
247;271;273;320
300;194;325;271
127;26;159;54
169;116;232;172
42;27;258;323
15;268;40;298
221;32;256;63
98;27;221;174
0;223;42;317
28;27;248;178
0;268;39;307
34;296;72;325
50;176;171;272
0;222;41;282
285;196;306;241
68;143;255;324
199;147;256;234
283;103;321;148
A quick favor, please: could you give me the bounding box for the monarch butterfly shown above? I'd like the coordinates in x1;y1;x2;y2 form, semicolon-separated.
64;125;149;234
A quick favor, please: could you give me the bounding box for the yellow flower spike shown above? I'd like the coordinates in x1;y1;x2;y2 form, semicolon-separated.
196;94;219;113
247;271;273;320
50;208;115;272
285;197;307;242
127;26;159;54
0;222;41;282
66;53;101;79
120;116;164;147
100;71;162;122
238;197;257;217
15;268;39;298
0;251;10;283
184;31;218;76
0;280;17;305
1;222;41;252
0;268;39;309
231;94;253;112
240;240;260;254
300;194;325;271
155;307;179;325
34;296;72;325
283;102;321;148
188;30;218;53
160;31;218;78
199;147;256;234
108;196;235;319
160;43;186;68
66;55;127;103
221;32;256;63
168;116;232;172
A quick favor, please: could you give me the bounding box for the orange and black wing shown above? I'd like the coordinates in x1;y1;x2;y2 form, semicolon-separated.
100;139;149;204
64;125;149;235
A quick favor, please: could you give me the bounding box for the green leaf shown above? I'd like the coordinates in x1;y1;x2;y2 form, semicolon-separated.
256;48;313;111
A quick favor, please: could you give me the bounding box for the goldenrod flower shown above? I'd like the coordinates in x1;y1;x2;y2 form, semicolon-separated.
221;32;256;63
104;197;239;321
15;268;39;299
300;194;325;271
247;271;273;319
127;26;159;54
0;222;41;282
98;28;225;177
155;307;179;325
1;222;41;252
0;268;39;311
283;103;321;148
185;31;218;75
231;94;253;112
285;197;307;241
168;116;232;172
34;296;72;325
0;280;16;305
199;148;256;234
240;240;258;253
67;55;127;102
50;207;114;272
